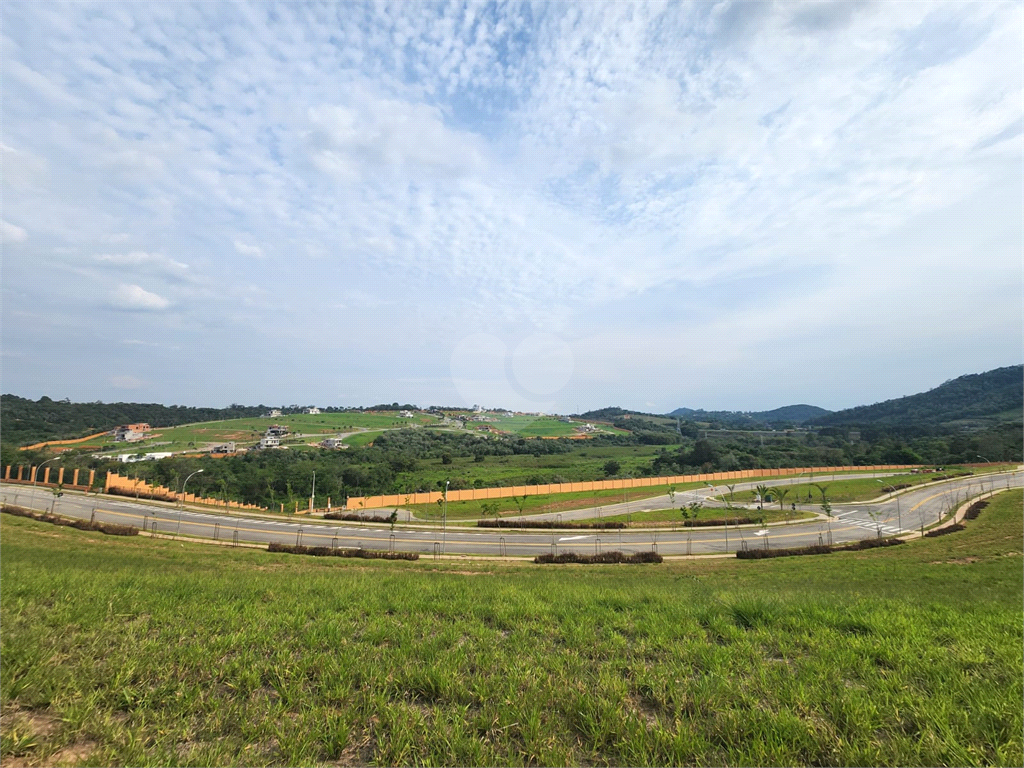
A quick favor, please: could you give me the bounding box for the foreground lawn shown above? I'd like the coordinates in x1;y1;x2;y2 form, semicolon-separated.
1;492;1021;767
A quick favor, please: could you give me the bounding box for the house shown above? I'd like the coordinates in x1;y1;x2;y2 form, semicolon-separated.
210;442;236;454
266;409;282;418
259;435;280;449
114;423;150;443
305;407;321;415
266;424;290;437
399;410;415;418
321;437;345;449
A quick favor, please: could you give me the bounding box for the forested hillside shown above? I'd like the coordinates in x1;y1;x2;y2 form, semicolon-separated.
0;395;268;447
667;404;831;425
812;365;1023;428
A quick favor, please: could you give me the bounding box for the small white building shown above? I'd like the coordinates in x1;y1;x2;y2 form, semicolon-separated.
321;437;345;449
305;407;321;415
266;409;282;418
210;442;236;453
399;410;415;418
259;435;280;449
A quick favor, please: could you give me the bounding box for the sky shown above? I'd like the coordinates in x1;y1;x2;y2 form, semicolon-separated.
1;1;1021;415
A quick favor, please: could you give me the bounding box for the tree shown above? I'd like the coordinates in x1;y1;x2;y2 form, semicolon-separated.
755;484;771;510
603;460;621;476
773;486;790;511
681;501;702;526
812;483;830;505
389;510;398;531
667;485;676;505
441;453;453;465
726;483;737;504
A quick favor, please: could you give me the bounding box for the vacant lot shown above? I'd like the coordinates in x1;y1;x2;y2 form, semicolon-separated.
1;491;1020;766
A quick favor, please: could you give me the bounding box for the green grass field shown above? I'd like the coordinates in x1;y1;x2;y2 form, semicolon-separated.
70;412;439;453
2;490;1020;766
569;507;817;526
728;471;983;505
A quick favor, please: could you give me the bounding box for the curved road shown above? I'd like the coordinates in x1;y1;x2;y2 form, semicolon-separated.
2;470;1020;558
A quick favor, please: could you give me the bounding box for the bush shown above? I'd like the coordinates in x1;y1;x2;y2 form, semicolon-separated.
267;542;418;560
324;512;392;522
477;519;625;530
964;500;989;521
924;524;965;538
736;537;904;559
534;550;662;564
684;516;759;527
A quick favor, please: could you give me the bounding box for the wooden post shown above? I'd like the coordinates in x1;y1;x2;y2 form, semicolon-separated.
72;469;80;486
30;466;37;483
17;466;24;481
280;503;284;514
43;467;51;484
58;467;65;485
4;465;10;480
88;469;95;489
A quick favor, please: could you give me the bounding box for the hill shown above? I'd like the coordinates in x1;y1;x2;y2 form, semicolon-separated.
0;395;269;448
812;365;1023;428
666;404;830;426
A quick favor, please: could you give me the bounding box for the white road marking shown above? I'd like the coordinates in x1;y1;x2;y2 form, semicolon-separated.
558;535;591;541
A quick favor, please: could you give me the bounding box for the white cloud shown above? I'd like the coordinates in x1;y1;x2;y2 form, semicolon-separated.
110;375;144;389
1;220;28;242
233;240;263;258
0;1;1019;409
110;284;170;311
96;251;188;273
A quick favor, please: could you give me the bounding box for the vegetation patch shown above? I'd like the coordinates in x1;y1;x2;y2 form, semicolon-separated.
533;550;663;564
964;499;989;521
477;519;625;530
924;524;966;538
266;542;417;560
736;536;905;559
324;511;394;523
2;490;1021;767
1;504;138;536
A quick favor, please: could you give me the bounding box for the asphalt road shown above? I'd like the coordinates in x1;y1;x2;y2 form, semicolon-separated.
2;470;1020;558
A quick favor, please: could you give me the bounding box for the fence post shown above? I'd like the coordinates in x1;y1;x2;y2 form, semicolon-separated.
499;536;506;558
232;529;239;547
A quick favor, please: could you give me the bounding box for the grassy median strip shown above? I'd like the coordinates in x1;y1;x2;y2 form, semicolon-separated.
1;504;138;536
1;491;1021;766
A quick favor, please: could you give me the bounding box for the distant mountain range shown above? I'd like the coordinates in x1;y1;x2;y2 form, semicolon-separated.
667;404;830;426
665;365;1022;429
811;364;1022;428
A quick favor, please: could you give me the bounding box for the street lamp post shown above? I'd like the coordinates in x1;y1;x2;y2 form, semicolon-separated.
176;469;204;536
876;480;901;532
33;455;62;489
442;480;450;554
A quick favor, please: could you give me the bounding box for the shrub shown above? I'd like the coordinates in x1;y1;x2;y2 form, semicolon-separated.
684;516;758;527
534;550;662;564
964;500;989;521
477;519;625;530
924;524;965;538
267;542;418;560
736;537;904;559
324;512;392;523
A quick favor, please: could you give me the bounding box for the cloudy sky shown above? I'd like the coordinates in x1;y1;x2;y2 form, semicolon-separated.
2;1;1021;414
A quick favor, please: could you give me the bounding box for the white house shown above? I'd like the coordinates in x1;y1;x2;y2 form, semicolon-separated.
305;407;321;415
321;437;345;449
259;435;280;449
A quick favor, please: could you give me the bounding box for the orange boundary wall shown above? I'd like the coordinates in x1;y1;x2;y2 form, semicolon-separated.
103;472;267;511
345;464;919;510
19;432;110;451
